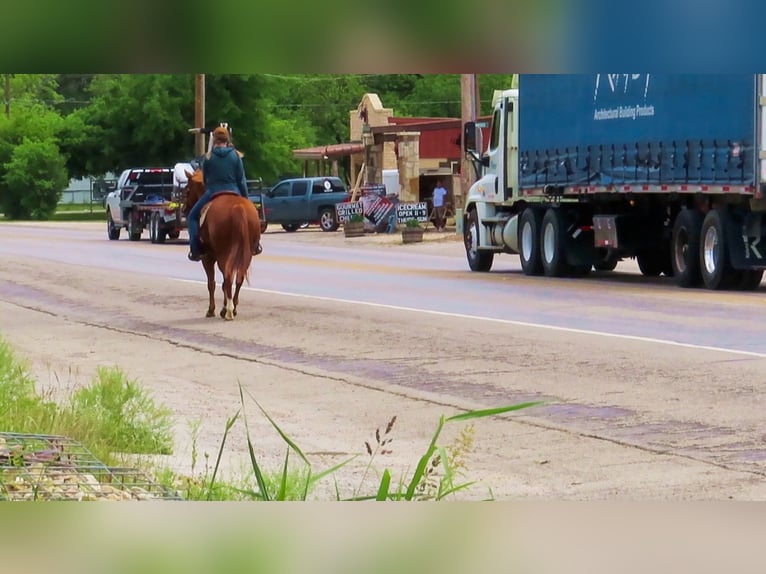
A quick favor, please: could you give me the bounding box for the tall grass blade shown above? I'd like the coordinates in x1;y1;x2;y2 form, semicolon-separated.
445;402;542;423
207;410;240;501
436;481;477;500
243;387;311;466
308;455;358;488
277;448;290;501
238;383;270;501
404;415;445;501
376;469;391;501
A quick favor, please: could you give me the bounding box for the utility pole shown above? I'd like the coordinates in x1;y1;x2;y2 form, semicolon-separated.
4;74;10;118
459;74;479;208
194;74;205;156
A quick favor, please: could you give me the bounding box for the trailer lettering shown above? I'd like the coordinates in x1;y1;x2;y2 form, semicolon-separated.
744;236;763;259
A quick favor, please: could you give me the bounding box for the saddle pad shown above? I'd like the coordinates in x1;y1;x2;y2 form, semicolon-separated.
200;190;240;228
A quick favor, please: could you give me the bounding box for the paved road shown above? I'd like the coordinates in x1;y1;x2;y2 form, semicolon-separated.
2;221;766;499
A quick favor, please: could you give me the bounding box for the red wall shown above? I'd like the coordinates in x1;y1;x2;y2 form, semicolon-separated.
389;117;492;161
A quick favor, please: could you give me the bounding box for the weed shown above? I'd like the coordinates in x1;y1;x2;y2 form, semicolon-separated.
0;337;174;466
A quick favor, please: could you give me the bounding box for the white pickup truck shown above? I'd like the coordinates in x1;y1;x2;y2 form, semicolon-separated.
105;163;193;243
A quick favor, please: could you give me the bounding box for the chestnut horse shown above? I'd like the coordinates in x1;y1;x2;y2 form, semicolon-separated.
183;168;261;320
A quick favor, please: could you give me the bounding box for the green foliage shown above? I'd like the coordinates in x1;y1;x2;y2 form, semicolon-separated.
405;218;421;228
0;338;56;432
1;138;68;220
67;366;174;456
77;74;194;174
179;382;541;502
0;336;174;464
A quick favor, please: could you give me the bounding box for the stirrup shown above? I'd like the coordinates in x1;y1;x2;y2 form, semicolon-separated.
253;244;262;256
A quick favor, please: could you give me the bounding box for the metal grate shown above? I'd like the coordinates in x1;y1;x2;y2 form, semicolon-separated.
0;432;181;501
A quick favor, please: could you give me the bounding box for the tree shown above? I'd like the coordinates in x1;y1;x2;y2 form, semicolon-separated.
1;139;68;220
73;74;195;175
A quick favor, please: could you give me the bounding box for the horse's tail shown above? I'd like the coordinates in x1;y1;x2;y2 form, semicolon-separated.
223;202;252;286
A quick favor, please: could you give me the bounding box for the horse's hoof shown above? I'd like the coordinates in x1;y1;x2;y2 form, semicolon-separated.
220;308;227;319
224;314;234;321
233;309;237;317
206;310;215;318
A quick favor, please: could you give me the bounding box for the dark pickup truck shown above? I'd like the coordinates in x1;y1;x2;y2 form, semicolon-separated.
260;176;350;232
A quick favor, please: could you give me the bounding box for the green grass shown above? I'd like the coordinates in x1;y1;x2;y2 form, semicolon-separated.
49;211;105;222
55;203;100;212
0;336;174;465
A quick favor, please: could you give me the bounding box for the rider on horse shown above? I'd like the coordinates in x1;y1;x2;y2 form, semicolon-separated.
187;125;262;261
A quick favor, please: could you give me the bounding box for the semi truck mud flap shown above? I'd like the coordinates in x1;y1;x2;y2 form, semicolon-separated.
727;212;766;269
565;228;596;268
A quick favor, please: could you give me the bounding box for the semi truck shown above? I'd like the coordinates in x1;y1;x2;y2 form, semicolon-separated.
462;74;766;290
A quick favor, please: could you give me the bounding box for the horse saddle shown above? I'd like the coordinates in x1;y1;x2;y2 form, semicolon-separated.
200;190;242;228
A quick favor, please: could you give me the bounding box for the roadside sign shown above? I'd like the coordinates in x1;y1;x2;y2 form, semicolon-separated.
396;202;428;223
335;201;363;223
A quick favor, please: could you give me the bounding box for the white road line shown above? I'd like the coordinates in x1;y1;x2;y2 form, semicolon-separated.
173;278;766;359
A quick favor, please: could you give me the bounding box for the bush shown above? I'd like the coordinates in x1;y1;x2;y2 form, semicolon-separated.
67;366;174;456
405;218;421;229
0;338;57;433
0;336;174;464
1;139;68;220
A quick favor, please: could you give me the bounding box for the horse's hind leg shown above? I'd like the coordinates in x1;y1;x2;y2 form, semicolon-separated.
221;274;235;321
202;258;216;318
233;276;244;317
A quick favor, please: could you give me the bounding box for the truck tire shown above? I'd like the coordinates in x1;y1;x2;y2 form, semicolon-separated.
671;208;703;288
636;249;664;277
282;223;300;232
519;207;543;276
150;212;167;244
107;211;120;241
127;213;142;242
700;208;739;290
319;208;339;232
540;208;570;277
464;208;494;272
593;249;618;271
168;229;181;240
149;213;157;243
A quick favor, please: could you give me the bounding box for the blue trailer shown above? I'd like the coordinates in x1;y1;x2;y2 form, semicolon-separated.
462;74;766;290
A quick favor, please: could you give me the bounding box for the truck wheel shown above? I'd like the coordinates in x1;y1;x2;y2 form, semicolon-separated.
107;211;120;241
636;249;664;277
464;208;494;272
671;208;703;288
593;249;618;271
519;208;543;275
149;213;158;243
700;208;738;290
540;208;570;277
282;223;300;232
150;213;167;244
168;229;181;240
128;213;141;242
319;208;339;232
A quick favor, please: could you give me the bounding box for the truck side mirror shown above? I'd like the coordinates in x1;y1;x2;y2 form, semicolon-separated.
463;121;477;152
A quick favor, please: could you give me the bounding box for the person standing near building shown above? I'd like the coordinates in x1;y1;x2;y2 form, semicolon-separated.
432;179;448;231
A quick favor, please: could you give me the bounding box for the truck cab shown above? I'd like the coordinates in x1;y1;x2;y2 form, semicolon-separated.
467;89;519;205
